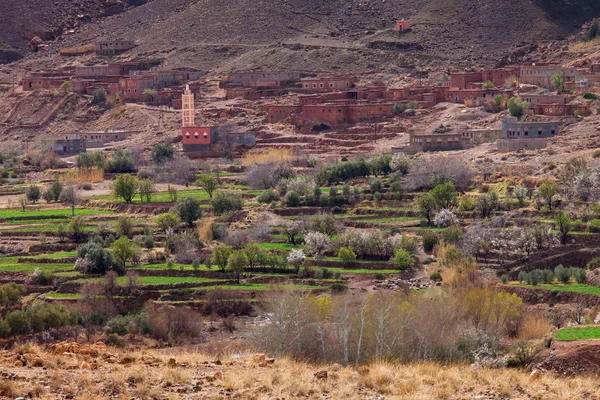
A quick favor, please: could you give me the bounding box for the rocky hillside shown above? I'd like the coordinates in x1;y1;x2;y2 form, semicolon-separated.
0;0;146;63
3;0;600;70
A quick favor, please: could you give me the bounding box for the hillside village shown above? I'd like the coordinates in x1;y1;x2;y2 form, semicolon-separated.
4;4;600;398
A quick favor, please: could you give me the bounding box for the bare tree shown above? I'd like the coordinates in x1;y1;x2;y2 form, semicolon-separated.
59;186;80;217
217;123;239;161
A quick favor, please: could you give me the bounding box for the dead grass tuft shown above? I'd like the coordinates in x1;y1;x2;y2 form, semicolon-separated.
62;167;104;184
519;312;551;340
241;147;293;166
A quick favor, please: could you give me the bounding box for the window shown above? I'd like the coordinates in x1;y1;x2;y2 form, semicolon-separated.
538;129;543;136
551;130;556;135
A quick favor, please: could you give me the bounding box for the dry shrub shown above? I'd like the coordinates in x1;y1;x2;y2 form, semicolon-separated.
161;368;191;386
197;218;214;242
518;312;551;340
241;148;293;167
0;380;20;397
60;43;95;55
141;303;202;343
62;167;104;184
204;288;253;317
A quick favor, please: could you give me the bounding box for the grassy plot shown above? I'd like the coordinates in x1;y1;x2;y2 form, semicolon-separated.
71;276;222;286
0;208;114;219
555;326;600;341
44;292;82;299
90;189;214;203
0;263;72;273
508;283;600;296
0;224;98;233
258;242;299;250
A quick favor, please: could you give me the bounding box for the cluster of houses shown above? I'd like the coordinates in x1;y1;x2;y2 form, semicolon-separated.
392;117;559;154
22;58;205;106
22;55;600;157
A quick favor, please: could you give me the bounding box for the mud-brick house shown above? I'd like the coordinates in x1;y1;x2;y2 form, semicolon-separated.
22;70;73;91
497;118;558;152
446;87;512;105
267;105;302;123
529;102;592;117
76;130;136;148
94;40;135;56
224;71;302;89
41;134;86;156
300;76;355;92
394;20;410;31
392;129;473;154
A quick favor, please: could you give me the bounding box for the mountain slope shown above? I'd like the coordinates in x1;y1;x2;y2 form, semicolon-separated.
3;0;600;70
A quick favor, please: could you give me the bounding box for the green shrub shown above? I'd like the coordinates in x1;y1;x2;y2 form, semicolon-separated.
459;196;475;211
284;190;301;207
583;92;597;100
554;265;571;284
316;158;371;185
572;219;585;232
174;196;202;226
151;144;174;164
422;231;440;253
374;273;385;280
105;150;134;173
26;185;41;203
330;283;348;292
6;311;30;335
338;247;357;264
587;257;600;270
374;192;382;201
573;268;587;284
429;271;442;282
589;219;600;233
258;190;279;204
369;177;383;193
441;226;462;243
393;247;412;270
92;88;107;105
106;315;132;336
211;191;244;214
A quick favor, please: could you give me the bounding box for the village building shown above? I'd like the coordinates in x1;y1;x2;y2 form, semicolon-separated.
22;59;163;93
41;134;86;156
463;128;502;145
521;94;574;107
225;87;288;100
528;102;591;117
394;20;411;32
223;70;302;89
519;63;600;91
94;40;135;56
392;128;473;154
300;76;355;92
446;87;512;105
76;130;136;148
497;117;558;152
180;86;255;157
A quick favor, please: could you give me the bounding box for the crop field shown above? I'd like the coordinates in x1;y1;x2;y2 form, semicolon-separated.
508;283;600;296
555;326;600;341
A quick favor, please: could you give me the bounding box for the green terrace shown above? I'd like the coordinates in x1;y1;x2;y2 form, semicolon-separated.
0;208;115;219
555;326;600;341
71;276;224;286
507;283;600;296
88;188;265;204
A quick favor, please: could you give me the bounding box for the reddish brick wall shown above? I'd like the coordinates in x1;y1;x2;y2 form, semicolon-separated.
182;127;213;145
